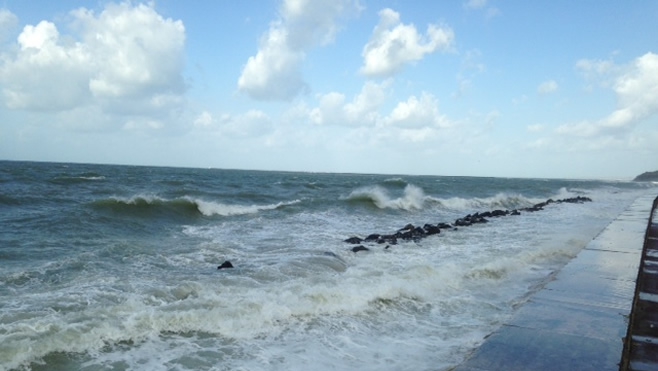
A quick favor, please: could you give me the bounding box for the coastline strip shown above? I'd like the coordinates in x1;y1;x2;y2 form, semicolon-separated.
451;193;657;371
620;195;658;371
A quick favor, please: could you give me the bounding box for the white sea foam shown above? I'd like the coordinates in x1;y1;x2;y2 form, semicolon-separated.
345;184;427;210
429;192;539;211
106;194;301;217
0;200;614;371
192;197;301;216
3;162;654;371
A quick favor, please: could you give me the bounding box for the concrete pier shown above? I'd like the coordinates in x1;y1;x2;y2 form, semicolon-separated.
452;194;658;371
620;195;658;370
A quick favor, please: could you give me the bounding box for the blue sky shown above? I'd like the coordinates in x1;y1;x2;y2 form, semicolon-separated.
0;0;656;179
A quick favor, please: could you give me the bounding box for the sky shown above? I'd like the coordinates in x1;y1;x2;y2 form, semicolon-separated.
0;0;657;179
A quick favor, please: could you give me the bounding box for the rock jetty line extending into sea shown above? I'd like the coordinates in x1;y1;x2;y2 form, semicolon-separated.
343;196;593;253
218;196;592;268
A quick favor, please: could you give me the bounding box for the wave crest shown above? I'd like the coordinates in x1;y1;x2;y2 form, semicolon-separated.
92;195;300;218
430;192;538;211
345;184;426;210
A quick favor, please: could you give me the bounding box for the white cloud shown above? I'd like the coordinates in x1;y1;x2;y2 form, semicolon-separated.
0;2;186;123
74;3;186;102
463;0;500;19
192;109;273;138
1;20;91;111
221;110;273;137
194;111;214;128
360;8;454;77
527;124;544;132
575;58;615;76
537;80;558;94
604;52;658;127
0;9;18;42
575;57;619;90
555;121;600;137
238;0;360;101
310;80;389;126
557;52;658;138
464;0;488;10
398;127;436;142
384;92;450;128
237;27;306;101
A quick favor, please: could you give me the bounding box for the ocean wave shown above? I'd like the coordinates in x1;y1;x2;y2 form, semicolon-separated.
344;184;426;210
92;195;301;218
49;174;106;185
194;198;301;216
382;177;408;186
429;192;539;211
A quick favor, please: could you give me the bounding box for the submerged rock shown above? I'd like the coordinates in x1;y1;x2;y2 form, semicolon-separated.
217;261;234;269
352;245;370;253
344;236;363;244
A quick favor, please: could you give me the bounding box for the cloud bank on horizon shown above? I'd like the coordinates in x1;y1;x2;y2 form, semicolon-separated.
0;0;656;179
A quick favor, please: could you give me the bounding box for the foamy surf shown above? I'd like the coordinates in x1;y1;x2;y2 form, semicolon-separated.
344;184;427;210
1;161;655;371
93;195;301;217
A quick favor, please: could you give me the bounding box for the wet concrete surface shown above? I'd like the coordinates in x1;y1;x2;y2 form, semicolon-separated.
621;197;658;371
452;194;657;371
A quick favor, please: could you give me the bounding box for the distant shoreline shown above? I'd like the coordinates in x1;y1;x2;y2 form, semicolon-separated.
633;171;658;182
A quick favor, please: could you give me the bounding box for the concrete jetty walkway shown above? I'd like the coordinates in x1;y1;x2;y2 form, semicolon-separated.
452;193;658;371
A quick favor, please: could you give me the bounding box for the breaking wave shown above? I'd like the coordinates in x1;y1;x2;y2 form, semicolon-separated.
344;184;426;210
429;193;539;211
343;185;592;213
92;195;301;218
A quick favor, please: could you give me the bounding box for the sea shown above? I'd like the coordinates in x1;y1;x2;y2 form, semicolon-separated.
1;160;656;371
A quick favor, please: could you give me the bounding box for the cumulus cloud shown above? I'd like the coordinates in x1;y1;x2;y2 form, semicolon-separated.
384;92;450;128
604;52;658;127
192;110;273;138
557;52;658;138
537;80;558;94
0;9;18;42
238;0;360;101
302;82;451;147
309;80;389;125
0;2;186;123
360;8;454;77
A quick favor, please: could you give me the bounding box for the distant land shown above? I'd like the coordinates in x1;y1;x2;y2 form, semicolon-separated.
633;171;658;181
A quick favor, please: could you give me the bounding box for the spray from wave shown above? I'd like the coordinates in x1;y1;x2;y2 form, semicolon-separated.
344;184;426;210
428;193;538;211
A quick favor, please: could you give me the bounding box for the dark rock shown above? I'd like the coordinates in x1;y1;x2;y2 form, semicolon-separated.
377;235;398;244
423;223;441;235
352;245;370;253
343;195;594;252
344;236;362;244
413;226;426;235
217;261;234;269
491;209;508;217
365;233;381;242
455;218;471;227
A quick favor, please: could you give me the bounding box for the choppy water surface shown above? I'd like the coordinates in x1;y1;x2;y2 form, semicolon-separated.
0;161;655;371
